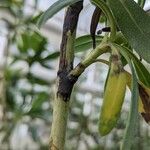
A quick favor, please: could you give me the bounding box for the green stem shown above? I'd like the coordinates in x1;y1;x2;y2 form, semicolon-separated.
94;59;109;66
50;95;69;150
70;42;109;77
91;0;117;40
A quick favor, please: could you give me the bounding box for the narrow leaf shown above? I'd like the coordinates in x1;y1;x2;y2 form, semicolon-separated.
108;0;150;63
121;61;139;150
75;35;103;52
37;0;81;28
43;51;60;61
120;46;150;87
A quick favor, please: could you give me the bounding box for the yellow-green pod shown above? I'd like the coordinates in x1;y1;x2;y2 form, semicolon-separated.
99;70;127;136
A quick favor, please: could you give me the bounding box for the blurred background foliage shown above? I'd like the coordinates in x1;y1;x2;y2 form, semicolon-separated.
0;0;150;150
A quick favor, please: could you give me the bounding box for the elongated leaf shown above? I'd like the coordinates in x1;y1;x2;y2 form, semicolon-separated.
75;35;103;52
27;73;49;85
108;0;150;63
121;61;139;150
30;93;48;112
121;46;150;87
25;93;49;120
16;31;47;52
37;0;81;28
43;51;60;61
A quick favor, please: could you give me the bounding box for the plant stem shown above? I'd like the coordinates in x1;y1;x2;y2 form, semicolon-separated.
69;42;109;77
49;1;83;150
50;95;69;150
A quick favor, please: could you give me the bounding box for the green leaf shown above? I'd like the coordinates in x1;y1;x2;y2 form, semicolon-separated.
6;88;16;110
133;61;150;87
25;92;50;120
74;35;103;52
27;73;49;85
121;61;139;150
43;51;60;61
138;0;146;8
31;12;43;24
114;32;128;46
108;0;150;63
120;46;150;87
30;93;48;111
16;31;47;52
40;62;53;70
37;0;81;28
26;93;49;119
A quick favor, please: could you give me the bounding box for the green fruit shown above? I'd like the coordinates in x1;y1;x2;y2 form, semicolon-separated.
99;69;126;136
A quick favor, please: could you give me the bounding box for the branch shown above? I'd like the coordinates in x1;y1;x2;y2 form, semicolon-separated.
57;1;83;101
59;1;83;72
69;43;110;77
50;1;83;150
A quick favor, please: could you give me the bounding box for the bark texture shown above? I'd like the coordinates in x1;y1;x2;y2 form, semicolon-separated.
50;1;83;150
